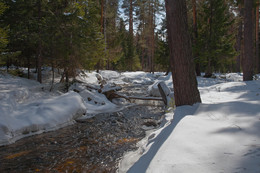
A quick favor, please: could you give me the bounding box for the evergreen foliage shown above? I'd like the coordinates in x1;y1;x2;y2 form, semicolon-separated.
0;0;258;81
0;1;8;54
196;0;237;75
1;0;105;78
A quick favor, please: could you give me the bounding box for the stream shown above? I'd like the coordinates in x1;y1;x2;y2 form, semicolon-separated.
0;84;165;173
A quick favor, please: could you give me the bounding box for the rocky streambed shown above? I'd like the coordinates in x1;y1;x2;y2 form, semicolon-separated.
0;85;165;173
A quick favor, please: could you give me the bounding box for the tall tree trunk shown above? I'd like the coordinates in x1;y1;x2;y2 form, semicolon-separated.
101;0;104;33
129;0;134;71
192;0;201;76
129;0;133;37
142;47;145;70
165;0;201;106
97;0;104;73
235;2;243;72
37;0;42;83
147;1;155;73
151;3;155;73
256;1;259;73
27;56;30;79
205;0;213;77
243;0;254;81
104;0;108;70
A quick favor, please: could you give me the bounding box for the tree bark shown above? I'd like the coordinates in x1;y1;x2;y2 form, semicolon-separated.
256;1;259;73
235;2;243;72
129;0;133;37
37;0;42;83
165;0;201;106
243;0;254;81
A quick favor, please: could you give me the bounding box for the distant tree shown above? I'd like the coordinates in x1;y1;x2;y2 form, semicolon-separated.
154;18;170;73
1;0;105;82
235;0;243;73
192;0;201;76
135;0;163;72
196;0;236;76
165;0;201;106
243;0;254;80
0;1;8;54
122;0;137;71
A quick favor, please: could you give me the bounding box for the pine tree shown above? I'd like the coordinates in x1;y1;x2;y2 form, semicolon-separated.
135;0;163;72
0;1;8;64
104;0;122;70
255;0;259;73
121;0;135;71
165;0;201;106
0;1;8;54
235;0;243;73
192;0;201;76
1;0;105;81
196;0;236;76
243;0;254;80
154;18;170;73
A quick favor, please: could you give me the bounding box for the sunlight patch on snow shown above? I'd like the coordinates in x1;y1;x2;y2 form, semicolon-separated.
119;74;260;173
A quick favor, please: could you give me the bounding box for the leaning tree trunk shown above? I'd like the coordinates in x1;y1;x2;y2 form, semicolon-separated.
165;0;201;106
243;0;254;81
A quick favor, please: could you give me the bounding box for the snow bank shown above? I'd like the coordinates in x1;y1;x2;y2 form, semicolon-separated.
0;73;87;146
0;92;86;146
76;71;99;85
121;71;155;85
100;70;121;80
118;110;175;173
69;82;120;115
119;76;260;173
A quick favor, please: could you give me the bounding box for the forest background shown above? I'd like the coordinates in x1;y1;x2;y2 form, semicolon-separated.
0;0;259;84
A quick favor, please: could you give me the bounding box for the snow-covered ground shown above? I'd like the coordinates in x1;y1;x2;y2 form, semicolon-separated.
119;73;260;173
1;69;259;173
0;72;86;146
0;69;166;146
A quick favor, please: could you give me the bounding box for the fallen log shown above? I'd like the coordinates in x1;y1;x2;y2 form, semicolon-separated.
103;90;163;103
75;74;164;104
127;96;163;101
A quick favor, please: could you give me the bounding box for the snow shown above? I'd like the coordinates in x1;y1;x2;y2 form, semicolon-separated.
0;72;86;146
119;73;260;173
1;69;260;173
69;82;120;115
148;73;173;97
0;69;160;145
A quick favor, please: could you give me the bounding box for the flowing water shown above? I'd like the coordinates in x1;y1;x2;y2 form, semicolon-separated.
0;85;165;173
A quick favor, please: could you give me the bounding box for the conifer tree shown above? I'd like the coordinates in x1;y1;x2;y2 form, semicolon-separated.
122;0;137;71
0;1;8;54
243;0;254;80
235;0;243;73
165;0;201;106
255;0;259;73
136;0;163;72
196;0;236;76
